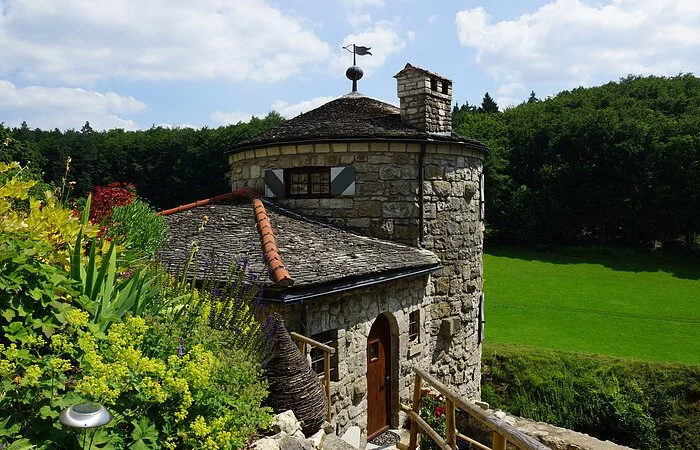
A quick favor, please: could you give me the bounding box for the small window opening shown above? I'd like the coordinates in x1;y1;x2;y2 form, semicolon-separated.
369;340;380;361
285;167;331;198
310;330;338;381
441;81;449;94
408;310;420;343
430;77;438;91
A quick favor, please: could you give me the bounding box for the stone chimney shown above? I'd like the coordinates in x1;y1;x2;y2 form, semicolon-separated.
394;63;453;134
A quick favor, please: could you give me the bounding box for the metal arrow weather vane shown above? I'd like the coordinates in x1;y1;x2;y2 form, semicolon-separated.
343;44;372;92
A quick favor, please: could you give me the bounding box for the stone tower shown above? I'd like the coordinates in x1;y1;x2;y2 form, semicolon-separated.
225;63;487;426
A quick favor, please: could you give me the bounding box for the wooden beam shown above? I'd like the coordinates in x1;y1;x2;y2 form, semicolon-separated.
408;374;423;450
400;404;451;450
412;367;549;450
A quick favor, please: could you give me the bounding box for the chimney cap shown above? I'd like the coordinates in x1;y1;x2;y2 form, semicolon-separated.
393;63;452;83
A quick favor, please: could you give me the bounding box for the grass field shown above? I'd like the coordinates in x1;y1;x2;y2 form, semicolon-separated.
483;246;700;365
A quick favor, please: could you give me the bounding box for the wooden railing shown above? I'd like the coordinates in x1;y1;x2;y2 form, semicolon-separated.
289;331;335;422
399;367;549;450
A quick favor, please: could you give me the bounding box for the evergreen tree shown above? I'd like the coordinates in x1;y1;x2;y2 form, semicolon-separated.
479;92;499;113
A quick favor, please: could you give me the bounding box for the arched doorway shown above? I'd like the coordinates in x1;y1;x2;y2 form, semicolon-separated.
367;314;391;439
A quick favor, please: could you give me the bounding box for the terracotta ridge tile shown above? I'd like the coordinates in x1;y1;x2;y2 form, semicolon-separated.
158;188;294;288
252;197;294;288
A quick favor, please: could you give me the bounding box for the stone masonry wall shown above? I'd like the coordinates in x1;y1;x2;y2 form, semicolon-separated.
421;152;484;400
268;276;431;446
395;70;452;133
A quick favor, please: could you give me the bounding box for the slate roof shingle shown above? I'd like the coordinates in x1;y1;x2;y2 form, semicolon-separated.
160;197;440;291
227;94;488;153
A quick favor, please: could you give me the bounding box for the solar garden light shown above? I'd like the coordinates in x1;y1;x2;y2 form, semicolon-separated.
59;402;112;449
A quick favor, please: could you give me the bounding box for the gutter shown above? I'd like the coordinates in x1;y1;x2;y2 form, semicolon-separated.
261;264;440;304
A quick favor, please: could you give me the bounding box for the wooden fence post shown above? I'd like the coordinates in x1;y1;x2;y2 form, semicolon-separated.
408;374;423;450
492;432;507;450
324;351;331;422
446;399;456;449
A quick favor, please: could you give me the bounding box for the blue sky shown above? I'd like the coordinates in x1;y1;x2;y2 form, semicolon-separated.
0;0;698;130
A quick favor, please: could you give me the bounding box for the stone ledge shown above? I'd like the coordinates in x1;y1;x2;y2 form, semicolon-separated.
407;342;424;358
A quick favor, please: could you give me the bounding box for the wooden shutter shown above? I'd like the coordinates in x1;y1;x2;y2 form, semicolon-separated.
478;293;485;344
330;166;355;196
265;169;285;198
480;172;485;220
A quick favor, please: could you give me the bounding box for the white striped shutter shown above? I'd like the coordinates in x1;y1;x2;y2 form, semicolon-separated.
265;169;285;198
330;166;355;196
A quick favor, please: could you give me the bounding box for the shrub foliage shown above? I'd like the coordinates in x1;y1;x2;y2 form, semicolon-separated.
482;344;700;450
0;163;273;449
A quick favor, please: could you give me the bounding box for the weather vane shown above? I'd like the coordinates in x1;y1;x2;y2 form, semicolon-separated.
343;44;372;93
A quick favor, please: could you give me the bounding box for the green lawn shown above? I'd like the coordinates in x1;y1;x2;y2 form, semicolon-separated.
483;247;700;365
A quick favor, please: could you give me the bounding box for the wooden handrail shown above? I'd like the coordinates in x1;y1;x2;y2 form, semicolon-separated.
406;367;549;450
289;332;336;353
289;331;335;422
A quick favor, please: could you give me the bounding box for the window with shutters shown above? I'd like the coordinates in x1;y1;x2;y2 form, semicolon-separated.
285;167;331;198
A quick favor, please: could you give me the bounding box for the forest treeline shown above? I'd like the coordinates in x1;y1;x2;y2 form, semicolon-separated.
0;113;284;208
454;74;700;246
1;74;698;246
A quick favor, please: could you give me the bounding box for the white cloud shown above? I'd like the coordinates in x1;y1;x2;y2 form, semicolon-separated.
271;96;337;118
331;20;406;76
341;0;385;7
0;0;331;85
210;111;256;125
0;80;145;130
347;13;372;28
455;0;700;100
211;95;337;125
428;15;437;24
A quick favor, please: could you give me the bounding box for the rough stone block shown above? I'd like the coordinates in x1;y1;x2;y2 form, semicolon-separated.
432;181;452;197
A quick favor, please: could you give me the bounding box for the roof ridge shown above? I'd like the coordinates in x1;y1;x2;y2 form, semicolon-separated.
253;198;294;288
158;189;294;288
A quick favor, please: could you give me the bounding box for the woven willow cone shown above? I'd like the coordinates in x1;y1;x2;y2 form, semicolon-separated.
264;314;328;436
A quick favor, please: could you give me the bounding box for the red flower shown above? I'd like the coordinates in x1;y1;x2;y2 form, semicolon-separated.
434;406;445;417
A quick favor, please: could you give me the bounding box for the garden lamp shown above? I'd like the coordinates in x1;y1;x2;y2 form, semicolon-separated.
59;402;112;449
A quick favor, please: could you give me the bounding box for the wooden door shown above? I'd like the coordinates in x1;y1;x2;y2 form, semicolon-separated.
367;315;390;439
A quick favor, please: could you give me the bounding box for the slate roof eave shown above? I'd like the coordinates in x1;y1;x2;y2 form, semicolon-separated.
160;197;441;292
226;134;489;155
260;263;441;304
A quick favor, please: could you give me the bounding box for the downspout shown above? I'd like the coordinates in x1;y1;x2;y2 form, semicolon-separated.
418;143;427;248
300;299;308;335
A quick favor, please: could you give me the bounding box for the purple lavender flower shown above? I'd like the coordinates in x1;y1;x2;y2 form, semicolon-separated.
177;337;185;356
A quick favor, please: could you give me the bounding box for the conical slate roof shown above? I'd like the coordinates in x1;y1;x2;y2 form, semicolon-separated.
264;314;328;436
227;93;487;152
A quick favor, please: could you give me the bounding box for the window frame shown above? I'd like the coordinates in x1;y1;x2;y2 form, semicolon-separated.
408;310;420;343
310;329;339;382
284;166;332;198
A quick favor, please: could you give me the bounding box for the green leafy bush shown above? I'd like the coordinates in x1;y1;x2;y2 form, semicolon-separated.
105;199;168;260
482;344;700;449
0;164;273;449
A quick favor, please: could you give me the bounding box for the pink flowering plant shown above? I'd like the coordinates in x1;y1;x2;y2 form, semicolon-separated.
419;388;447;450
